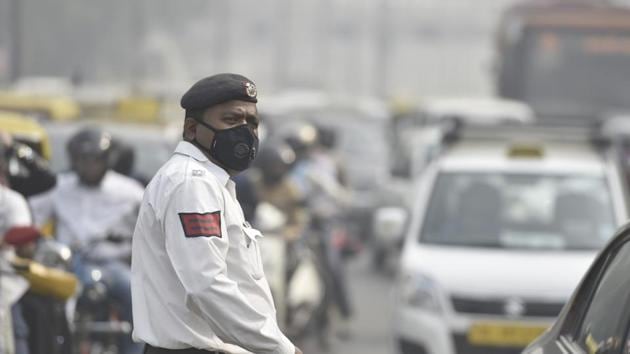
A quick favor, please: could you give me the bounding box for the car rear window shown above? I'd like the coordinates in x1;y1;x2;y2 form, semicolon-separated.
419;171;616;250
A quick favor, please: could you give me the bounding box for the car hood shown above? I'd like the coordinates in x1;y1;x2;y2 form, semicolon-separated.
402;245;597;300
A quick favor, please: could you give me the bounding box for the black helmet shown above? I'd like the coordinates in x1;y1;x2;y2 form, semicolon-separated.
255;143;296;184
284;123;318;159
256;143;295;169
110;140;135;176
315;124;337;149
66;127;113;159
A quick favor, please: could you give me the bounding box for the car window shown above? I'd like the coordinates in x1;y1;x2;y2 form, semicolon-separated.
624;325;630;354
576;241;630;354
419;172;616;250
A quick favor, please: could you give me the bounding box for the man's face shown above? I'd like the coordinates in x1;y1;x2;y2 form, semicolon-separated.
73;154;109;186
196;100;260;142
186;100;260;152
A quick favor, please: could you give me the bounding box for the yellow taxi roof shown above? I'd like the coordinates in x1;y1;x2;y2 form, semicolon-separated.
0;91;80;121
0;110;52;159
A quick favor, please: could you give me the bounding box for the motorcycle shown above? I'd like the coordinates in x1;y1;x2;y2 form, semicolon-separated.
0;251;29;354
3;226;77;354
255;202;327;343
71;236;132;354
255;203;288;327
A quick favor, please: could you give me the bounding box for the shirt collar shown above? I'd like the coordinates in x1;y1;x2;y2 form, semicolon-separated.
174;141;231;186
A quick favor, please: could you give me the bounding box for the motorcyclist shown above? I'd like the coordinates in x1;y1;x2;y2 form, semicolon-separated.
285;124;354;344
311;124;348;189
0;130;57;198
252;143;309;244
0;138;31;354
28;127;144;354
287;124;350;217
311;124;362;257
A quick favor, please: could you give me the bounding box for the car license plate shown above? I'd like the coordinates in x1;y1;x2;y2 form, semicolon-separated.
467;322;548;347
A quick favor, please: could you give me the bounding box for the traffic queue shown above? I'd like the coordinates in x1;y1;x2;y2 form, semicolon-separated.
3;0;630;353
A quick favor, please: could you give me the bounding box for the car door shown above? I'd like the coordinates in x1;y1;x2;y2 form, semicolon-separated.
524;228;630;354
559;240;630;354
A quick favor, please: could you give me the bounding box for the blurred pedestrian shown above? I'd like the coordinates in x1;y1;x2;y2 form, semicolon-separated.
131;73;302;354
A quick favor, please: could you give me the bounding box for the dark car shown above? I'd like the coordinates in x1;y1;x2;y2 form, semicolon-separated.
523;222;630;354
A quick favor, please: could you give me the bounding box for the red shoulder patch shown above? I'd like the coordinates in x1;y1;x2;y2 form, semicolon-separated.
178;212;222;238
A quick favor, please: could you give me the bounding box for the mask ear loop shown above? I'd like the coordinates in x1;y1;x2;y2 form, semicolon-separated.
191;118;218;153
195;118;219;133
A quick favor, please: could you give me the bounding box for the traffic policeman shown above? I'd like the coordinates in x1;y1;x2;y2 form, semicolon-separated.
131;73;302;354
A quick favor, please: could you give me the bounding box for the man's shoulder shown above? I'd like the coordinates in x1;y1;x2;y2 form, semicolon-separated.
1;185;27;207
104;171;142;190
57;172;78;186
152;154;222;192
39;172;76;196
0;185;31;232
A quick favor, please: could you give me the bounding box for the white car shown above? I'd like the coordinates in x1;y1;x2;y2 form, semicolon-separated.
393;126;629;354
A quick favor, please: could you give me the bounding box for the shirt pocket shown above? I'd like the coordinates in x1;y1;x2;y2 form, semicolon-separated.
241;225;265;280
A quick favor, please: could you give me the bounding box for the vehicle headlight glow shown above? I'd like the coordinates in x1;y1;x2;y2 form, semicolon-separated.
399;273;442;312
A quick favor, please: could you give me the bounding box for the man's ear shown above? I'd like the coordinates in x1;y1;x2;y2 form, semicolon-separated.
183;118;197;141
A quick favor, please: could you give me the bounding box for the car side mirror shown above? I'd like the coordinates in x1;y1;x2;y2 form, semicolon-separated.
372;207;408;247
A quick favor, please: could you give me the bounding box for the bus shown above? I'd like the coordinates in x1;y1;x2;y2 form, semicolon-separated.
495;0;630;122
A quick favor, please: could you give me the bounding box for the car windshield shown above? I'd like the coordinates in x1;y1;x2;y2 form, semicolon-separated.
419;172;616;250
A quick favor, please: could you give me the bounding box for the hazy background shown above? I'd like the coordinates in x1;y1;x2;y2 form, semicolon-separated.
0;0;529;99
4;2;630;354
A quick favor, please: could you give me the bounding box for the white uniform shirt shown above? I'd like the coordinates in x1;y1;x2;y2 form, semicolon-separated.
0;185;31;354
131;142;295;354
0;184;32;236
28;171;144;259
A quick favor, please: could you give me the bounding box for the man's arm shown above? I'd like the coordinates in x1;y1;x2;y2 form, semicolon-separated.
6;188;32;227
27;188;55;229
163;177;295;354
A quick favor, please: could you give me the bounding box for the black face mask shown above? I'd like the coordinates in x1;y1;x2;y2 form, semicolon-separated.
193;120;259;172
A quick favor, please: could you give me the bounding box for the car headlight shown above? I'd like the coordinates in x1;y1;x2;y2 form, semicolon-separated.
398;272;442;312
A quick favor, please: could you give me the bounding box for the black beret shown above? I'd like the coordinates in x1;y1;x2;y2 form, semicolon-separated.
180;73;258;113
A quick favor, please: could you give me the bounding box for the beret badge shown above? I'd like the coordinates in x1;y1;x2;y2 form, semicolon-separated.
244;82;257;99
